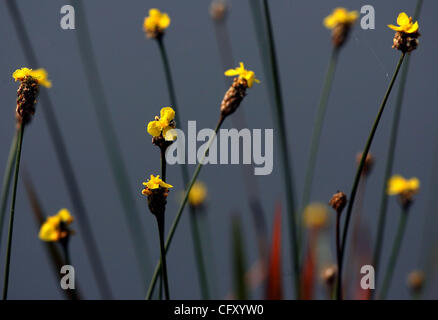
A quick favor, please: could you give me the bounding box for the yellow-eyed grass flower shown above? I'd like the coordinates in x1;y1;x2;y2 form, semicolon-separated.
324;8;358;48
142;174;173;300
2;67;51;299
222;62;259;118
143;8;170;40
329;191;347;300
13;67;51;125
387;174;420;209
380;175;420;299
303;203;329;230
39;208;74;265
147;106;177;147
388;12;420;53
188;181;207;208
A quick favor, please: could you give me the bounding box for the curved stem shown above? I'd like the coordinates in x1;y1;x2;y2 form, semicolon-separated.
261;0;299;297
0;132;18;246
379;206;409;299
301;47;339;213
337;53;406;300
372;1;423;298
2;124;24;300
146;116;224;299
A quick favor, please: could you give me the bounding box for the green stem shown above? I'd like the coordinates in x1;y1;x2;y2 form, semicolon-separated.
61;241;71;266
156;37;210;299
0;132;18;246
301;47;339;214
338;53;406;300
146;116;224;299
189;207;210;299
261;0;299;297
372;0;423;299
156;214;170;300
379;206;409;299
2;124;24;300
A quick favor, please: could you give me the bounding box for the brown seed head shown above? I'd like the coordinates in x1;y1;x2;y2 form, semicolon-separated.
146;187;169;217
321;265;338;287
392;31;420;53
220;77;247;119
210;0;228;21
407;270;424;293
332;23;353;48
16;76;39;125
356;152;375;176
329;191;347;214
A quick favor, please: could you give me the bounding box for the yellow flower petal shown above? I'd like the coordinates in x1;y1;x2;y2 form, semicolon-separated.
159;13;171;29
387;175;407;195
224;69;239;76
160;107;175;122
147;120;162;137
397;12;410;26
388;24;403;31
57;208;73;224
163;127;177;141
159;180;173;189
406;21;419;33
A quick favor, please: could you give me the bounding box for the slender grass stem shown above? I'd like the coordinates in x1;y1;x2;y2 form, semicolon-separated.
372;1;423;298
335;211;342;300
0;132;18;245
146;116;224;299
338;53;406;300
72;0;151;283
156;214;170;300
379;206;409;299
156;37;210;299
301;48;339;217
7;1;113;299
2;124;24;300
189;207;210;299
261;0;299;297
61;241;71;266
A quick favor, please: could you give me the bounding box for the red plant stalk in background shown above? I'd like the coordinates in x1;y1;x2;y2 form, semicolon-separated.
266;204;283;300
300;229;317;300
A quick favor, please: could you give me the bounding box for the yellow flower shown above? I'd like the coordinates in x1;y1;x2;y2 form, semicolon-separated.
387;175;420;196
147;107;177;141
143;8;170;34
12;67;52;88
188;181;207;207
324;7;358;29
303;203;329;229
224;62;260;88
142;174;173;194
388;12;419;34
39;208;74;242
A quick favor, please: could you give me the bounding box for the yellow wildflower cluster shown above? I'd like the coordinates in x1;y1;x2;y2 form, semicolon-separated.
143;8;171;38
13;67;52;88
387;175;420;196
147;107;177;141
142;174;173;195
388;12;419;34
188;181;207;207
39;209;74;242
224;62;260;88
323;8;358;30
303;203;329;229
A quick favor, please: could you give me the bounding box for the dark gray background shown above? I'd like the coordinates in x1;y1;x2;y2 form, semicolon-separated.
0;0;436;299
